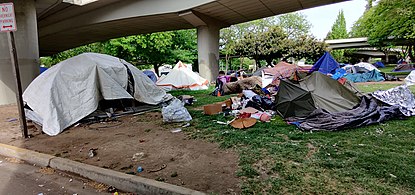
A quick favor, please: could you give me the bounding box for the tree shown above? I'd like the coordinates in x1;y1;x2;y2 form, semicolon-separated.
352;0;415;62
276;13;312;39
326;10;348;62
286;35;327;63
235;26;288;67
41;29;197;74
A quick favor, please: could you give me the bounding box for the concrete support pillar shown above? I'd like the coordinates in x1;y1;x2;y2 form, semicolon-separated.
197;25;220;83
0;0;39;105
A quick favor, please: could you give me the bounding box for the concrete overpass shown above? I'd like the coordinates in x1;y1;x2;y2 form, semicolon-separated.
1;0;348;105
325;37;371;49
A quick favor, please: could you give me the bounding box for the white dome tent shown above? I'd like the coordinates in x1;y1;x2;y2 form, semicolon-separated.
156;61;208;91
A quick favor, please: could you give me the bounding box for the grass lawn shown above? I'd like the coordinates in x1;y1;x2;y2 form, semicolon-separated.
169;84;415;194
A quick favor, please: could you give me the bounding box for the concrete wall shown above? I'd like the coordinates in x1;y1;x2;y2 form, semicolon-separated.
0;0;39;105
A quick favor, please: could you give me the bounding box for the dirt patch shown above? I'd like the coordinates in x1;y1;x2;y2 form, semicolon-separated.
305;143;317;159
0;104;240;194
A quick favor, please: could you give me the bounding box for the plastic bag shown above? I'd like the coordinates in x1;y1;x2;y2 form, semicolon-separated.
162;98;192;122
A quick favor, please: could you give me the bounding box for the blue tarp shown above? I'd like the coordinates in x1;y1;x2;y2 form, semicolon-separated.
310;52;339;75
332;68;346;80
374;61;385;68
143;70;157;83
343;70;385;83
40;66;48;74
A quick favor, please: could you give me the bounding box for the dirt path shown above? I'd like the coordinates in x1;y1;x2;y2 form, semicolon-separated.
0;104;240;194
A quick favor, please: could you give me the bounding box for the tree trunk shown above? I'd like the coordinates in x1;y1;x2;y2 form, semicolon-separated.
266;58;272;67
383;49;390;63
409;45;414;62
153;63;160;76
240;56;244;70
255;58;260;70
225;53;229;75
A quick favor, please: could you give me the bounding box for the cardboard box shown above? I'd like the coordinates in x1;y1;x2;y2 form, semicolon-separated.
224;99;232;108
203;103;222;115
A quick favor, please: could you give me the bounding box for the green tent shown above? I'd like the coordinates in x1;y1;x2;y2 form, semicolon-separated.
275;72;361;118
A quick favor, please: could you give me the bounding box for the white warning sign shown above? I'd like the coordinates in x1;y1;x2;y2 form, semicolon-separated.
0;3;17;32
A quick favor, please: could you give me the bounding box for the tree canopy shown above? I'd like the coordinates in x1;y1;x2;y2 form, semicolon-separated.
352;0;415;60
326;10;348;62
42;30;197;74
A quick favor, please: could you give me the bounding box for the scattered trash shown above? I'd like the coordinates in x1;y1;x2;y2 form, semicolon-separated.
69;179;73;182
216;121;228;125
230;118;257;129
162;98;192;122
182;123;190;128
203;103;222;115
155;177;165;182
389;173;397;178
5;157;24;164
148;164;167;173
37;193;44;195
136;166;144;173
239;107;259;114
88;148;97;158
139;139;145;143
38;167;55;175
132;152;145;161
38;185;44;187
178;95;195;106
170;128;182;133
171;171;178;177
107;186;117;193
7;118;17;122
126;171;136;175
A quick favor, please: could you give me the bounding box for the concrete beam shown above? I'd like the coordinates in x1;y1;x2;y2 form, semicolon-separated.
0;0;39;105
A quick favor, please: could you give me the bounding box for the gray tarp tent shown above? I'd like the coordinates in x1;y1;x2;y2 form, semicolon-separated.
275;72;361;119
23;53;171;136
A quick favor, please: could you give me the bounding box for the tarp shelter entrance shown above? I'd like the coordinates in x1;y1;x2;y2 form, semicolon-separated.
275;72;361;119
156;61;208;91
23;53;171;136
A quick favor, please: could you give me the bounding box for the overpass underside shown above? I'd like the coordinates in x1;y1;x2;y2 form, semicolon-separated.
0;0;348;105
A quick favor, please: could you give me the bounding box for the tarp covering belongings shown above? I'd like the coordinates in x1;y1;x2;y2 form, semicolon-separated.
156;61;208;91
342;69;385;83
405;70;415;86
354;62;380;72
392;64;415;72
292;96;404;131
372;85;415;116
266;61;298;87
23;53;171;136
223;76;262;94
309;52;339;75
275;72;361;119
374;61;385;68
